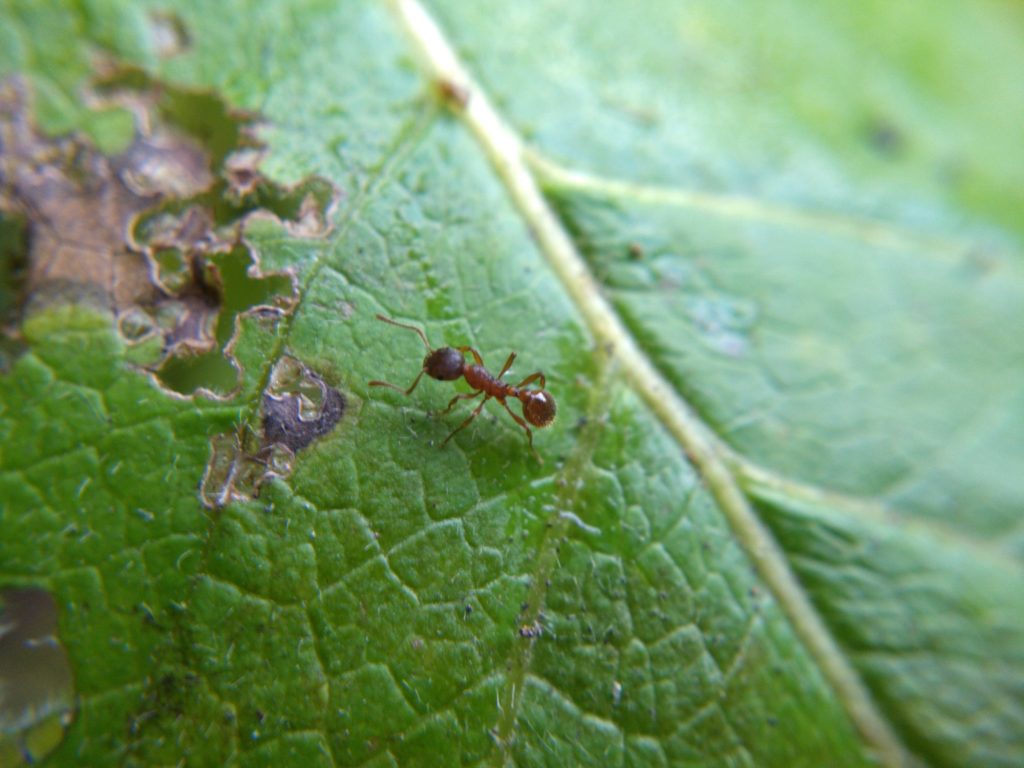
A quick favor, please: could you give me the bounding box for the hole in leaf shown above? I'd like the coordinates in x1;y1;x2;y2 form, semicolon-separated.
0;70;338;396
0;213;29;371
149;244;295;396
0;587;75;766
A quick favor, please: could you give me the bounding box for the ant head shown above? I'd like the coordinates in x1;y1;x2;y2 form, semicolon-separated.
424;346;464;381
521;390;556;428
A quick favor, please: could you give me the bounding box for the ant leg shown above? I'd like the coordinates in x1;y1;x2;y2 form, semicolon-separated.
441;396;490;447
456;345;485;367
369;369;425;396
375;314;432;350
496;352;516;379
499;399;542;464
441;389;482;414
513;371;546;389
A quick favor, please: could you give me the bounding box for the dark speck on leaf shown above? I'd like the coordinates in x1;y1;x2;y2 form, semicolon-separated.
436;78;471;109
866;117;906;158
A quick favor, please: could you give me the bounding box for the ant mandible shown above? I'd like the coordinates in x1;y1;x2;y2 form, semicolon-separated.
369;314;556;463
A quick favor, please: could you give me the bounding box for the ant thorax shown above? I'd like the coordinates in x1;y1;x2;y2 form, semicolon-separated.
462;363;496;393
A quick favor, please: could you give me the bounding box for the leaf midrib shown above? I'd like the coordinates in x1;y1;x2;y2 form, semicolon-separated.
383;0;915;765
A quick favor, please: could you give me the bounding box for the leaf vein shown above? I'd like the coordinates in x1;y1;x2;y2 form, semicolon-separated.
385;0;916;764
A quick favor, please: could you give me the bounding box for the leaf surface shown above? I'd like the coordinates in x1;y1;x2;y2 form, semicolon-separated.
1;1;1022;766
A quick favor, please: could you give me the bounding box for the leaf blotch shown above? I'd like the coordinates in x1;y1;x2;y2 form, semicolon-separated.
0;71;339;396
201;356;345;508
263;357;346;453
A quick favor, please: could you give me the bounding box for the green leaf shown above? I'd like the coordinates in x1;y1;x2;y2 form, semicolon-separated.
2;0;1022;766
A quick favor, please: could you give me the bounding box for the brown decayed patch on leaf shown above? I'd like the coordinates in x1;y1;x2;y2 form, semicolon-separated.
0;77;205;316
2;69;346;505
223;147;265;200
200;356;345;508
263;355;346;452
0;72;339;398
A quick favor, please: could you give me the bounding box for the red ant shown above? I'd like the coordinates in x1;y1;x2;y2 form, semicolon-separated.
369;314;556;462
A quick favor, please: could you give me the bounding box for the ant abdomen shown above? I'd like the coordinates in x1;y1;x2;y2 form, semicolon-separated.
521;390;556;428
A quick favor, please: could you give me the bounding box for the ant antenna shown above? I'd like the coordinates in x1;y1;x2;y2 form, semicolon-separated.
375;314;431;350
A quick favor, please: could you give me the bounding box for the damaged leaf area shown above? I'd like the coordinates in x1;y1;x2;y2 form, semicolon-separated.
0;587;75;766
201;356;346;508
261;356;347;453
0;72;336;396
0;62;347;762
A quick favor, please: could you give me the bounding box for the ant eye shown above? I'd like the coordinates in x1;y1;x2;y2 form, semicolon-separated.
523;391;556;428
